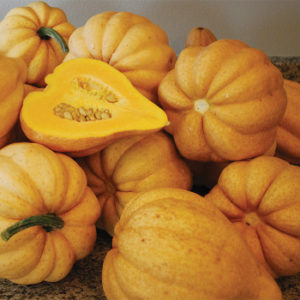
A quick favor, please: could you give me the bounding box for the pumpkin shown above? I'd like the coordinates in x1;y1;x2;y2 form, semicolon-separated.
205;156;300;278
20;58;169;157
0;56;27;149
158;39;287;162
64;11;176;102
78;131;192;236
0;1;75;87
0;142;101;284
102;188;282;300
276;79;300;164
185;26;217;47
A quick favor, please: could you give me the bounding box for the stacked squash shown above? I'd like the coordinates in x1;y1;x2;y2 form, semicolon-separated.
0;1;299;300
77;132;192;236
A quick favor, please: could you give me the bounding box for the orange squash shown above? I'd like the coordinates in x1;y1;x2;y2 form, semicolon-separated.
78;132;192;236
276;79;300;164
158;39;287;162
64;11;176;102
205;156;300;278
0;1;75;86
102;188;282;300
0;142;101;284
185;26;217;47
0;56;27;149
20;58;168;156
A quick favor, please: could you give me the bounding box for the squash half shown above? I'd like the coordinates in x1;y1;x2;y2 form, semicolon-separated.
20;58;169;156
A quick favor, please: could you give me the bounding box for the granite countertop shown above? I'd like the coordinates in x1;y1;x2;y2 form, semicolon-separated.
0;57;299;300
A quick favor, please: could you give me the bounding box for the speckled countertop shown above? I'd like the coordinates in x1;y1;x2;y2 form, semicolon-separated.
0;57;299;300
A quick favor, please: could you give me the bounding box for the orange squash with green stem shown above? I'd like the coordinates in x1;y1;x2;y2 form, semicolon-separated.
0;142;101;284
0;1;75;86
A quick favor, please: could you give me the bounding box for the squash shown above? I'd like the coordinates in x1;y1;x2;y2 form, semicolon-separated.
0;142;101;284
78;131;192;236
20;58;169;157
102;188;282;300
185;26;217;47
276;79;300;164
205;156;300;278
0;56;27;149
158;39;287;162
64;11;176;102
0;1;75;87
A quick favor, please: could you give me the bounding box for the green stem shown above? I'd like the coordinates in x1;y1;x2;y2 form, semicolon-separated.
37;27;69;54
1;213;64;242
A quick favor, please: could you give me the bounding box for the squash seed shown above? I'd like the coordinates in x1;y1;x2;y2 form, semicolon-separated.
63;111;73;120
95;109;102;120
53;102;112;122
101;111;111;120
72;77;119;104
79;107;87;116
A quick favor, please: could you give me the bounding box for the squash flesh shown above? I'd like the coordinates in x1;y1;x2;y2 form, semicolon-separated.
21;58;168;154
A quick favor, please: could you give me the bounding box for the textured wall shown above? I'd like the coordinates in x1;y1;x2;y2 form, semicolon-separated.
0;0;299;56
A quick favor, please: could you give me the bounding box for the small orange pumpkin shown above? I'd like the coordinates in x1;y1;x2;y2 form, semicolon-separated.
0;56;27;149
78;132;192;236
0;1;75;86
0;142;101;284
276;79;300;164
64;11;176;102
205;156;300;278
102;188;282;300
158;39;287;162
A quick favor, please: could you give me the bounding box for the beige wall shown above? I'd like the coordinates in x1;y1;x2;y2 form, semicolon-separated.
0;0;299;56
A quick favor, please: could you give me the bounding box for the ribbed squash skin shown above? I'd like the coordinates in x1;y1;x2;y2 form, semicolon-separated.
0;1;75;86
0;56;27;149
185;27;217;47
158;39;287;162
0;143;101;284
205;156;300;278
78;132;192;236
276;79;300;164
102;188;282;300
64;11;176;102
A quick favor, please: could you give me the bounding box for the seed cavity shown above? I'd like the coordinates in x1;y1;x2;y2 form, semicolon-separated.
72;77;119;103
53;103;112;122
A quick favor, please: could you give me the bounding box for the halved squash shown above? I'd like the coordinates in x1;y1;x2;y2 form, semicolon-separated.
20;58;169;156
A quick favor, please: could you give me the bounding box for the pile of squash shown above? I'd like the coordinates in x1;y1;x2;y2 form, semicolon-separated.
0;1;299;299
